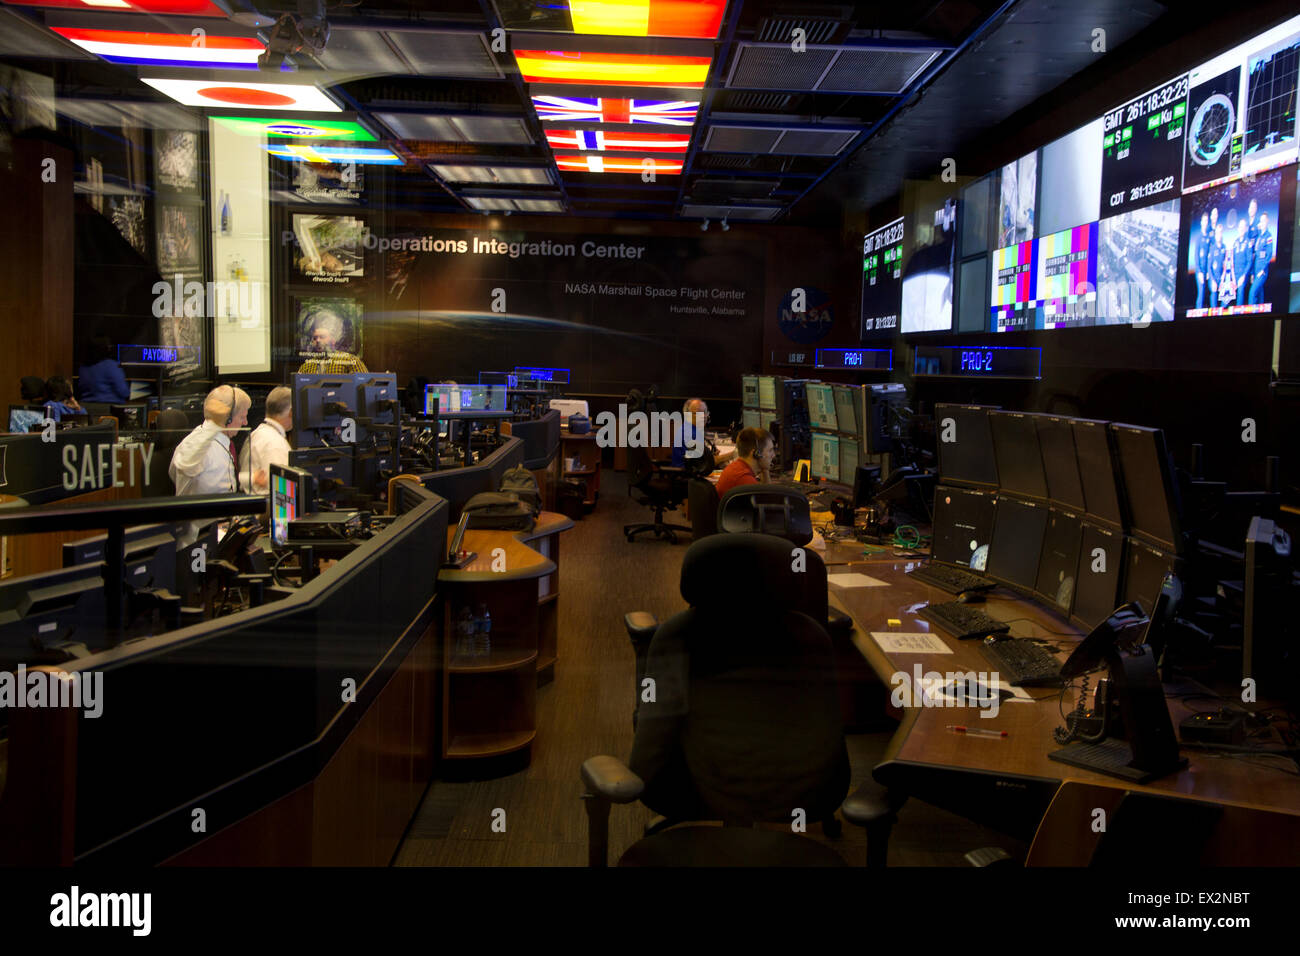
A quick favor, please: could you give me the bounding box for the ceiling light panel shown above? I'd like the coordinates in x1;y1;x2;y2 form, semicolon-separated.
430;164;554;184
493;0;724;38
267;144;403;164
212;116;376;140
1;0;224;12
514;50;710;87
554;153;682;173
376;112;532;144
51;27;264;68
140;77;340;111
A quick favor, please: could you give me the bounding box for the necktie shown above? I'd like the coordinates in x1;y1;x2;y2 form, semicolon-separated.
227;438;237;491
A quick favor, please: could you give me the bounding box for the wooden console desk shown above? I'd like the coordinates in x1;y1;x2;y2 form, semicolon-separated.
825;548;1300;862
437;511;573;762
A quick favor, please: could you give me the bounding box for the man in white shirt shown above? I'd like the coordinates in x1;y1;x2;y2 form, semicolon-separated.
170;385;250;543
239;385;292;494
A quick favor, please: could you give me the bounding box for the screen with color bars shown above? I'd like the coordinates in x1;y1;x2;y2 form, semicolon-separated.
271;472;298;546
991;239;1036;331
1036;222;1098;328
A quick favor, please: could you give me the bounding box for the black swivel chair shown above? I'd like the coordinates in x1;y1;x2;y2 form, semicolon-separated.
149;409;191;497
589;533;894;866
687;478;719;540
623;443;690;543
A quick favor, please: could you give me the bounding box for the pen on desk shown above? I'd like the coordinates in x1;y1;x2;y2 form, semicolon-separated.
947;725;1007;738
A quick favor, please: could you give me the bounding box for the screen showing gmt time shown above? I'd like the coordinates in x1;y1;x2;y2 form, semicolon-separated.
861;217;904;339
1100;74;1189;214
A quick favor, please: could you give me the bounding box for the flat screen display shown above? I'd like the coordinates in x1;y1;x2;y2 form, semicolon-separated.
757;376;777;410
1041;118;1105;233
1111;423;1180;550
1035;222;1099;329
990;240;1036;331
1177;167;1286;317
742;375;758;407
861;217;904;339
1035;415;1086;510
832;385;858;435
1035;507;1083;614
988;411;1047;500
961;175;993;256
958;255;990;332
1072;521;1122;630
931;485;996;570
811;432;839;483
1096;198;1180;325
935;404;998;488
1072;418;1123;528
805;384;837;431
900;198;957;333
1100;76;1189;215
742;408;761;430
1124;538;1176;615
270;470;299;546
997;151;1038;247
986;495;1048;591
838;437;859;487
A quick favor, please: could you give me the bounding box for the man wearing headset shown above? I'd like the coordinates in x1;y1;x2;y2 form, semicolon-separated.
170;385;250;542
239;385;292;494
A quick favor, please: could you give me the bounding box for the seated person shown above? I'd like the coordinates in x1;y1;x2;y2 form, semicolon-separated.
296;309;369;374
170;385;251;544
78;335;130;403
239;385;292;494
716;426;774;496
672;397;714;470
42;376;83;422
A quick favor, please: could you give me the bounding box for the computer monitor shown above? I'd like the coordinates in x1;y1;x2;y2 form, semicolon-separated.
741;409;761;431
1071;520;1123;630
986;495;1049;592
988;411;1047;500
548;398;590;420
832;386;859;436
355;374;398;427
1111;423;1181;552
1071;418;1123;528
1036;415;1086;510
742;375;759;408
811;432;840;482
1242;516;1295;695
110;403;147;431
930;485;996;570
514;366;570;385
805;384;838;432
757;376;778;411
8;407;44;433
270;463;317;547
837;437;860;488
293;374;355;447
1123;538;1176;615
0;563;107;666
427;384;508;415
479;371;520;388
62;525;177;594
289;447;355;492
862;383;906;455
935;404;999;488
1035;507;1083;615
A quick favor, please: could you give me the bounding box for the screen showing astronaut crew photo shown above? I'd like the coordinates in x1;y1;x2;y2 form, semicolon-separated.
1176;167;1288;317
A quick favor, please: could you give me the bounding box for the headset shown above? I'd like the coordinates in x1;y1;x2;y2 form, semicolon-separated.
223;384;236;426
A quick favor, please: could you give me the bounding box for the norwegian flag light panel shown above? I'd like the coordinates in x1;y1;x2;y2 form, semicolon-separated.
530;95;698;125
545;129;689;152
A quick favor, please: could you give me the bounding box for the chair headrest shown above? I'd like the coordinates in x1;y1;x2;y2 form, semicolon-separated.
718;484;813;546
156;409;190;431
680;532;812;611
20;376;45;401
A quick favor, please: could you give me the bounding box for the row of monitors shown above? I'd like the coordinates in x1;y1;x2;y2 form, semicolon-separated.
294;372;397;447
741;375;779;411
423;383;509;416
932;485;1176;632
743;381;864;438
935;404;1181;553
810;433;861;484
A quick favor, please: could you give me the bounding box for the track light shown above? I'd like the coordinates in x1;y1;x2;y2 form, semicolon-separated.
701;219;709;231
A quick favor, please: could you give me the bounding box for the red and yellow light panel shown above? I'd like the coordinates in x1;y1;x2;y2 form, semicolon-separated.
567;0;726;39
51;28;265;69
1;0;225;13
514;50;710;88
546;129;689;151
554;153;683;174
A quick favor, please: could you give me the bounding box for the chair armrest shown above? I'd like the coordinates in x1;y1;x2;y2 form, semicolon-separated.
840;780;893;827
656;465;687;475
624;611;658;643
581;756;645;804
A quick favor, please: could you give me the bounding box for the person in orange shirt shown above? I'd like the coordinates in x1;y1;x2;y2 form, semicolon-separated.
716;427;775;496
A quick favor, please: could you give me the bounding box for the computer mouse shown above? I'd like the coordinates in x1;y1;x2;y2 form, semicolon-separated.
957;590;986;604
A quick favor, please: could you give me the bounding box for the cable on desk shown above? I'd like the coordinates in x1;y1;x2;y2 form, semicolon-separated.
892;525;922;550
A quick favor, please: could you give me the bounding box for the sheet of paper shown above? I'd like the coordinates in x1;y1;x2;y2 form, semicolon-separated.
921;677;1035;706
827;572;888;588
808;530;827;551
871;632;952;654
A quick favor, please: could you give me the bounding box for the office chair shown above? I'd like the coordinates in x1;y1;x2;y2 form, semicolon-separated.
590;533;895;866
687;478;719;539
149;409;190;497
622;443;690;544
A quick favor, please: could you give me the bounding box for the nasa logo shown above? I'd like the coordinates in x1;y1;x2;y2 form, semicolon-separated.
777;286;834;344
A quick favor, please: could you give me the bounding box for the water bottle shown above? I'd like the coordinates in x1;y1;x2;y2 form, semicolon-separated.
456;607;475;661
475;603;491;660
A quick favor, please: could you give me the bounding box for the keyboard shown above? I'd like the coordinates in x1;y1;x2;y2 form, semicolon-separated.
907;563;994;595
979;637;1064;687
917;602;1011;640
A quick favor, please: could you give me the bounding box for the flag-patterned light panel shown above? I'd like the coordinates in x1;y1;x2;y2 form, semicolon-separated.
51;28;265;69
515;50;710;87
530;95;698;125
545;129;689;151
554;154;683;173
